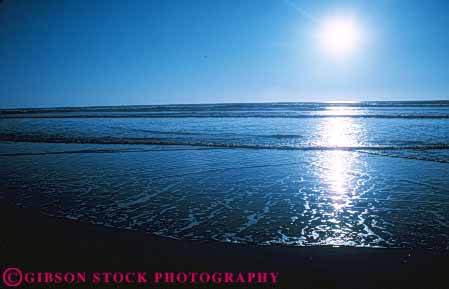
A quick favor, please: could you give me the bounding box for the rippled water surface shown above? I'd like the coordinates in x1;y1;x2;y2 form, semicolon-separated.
1;102;449;250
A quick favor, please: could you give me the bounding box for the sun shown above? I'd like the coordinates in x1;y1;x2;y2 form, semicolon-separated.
319;15;362;58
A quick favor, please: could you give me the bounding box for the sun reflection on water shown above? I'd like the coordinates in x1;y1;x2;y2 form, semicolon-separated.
320;117;361;209
321;117;357;147
304;115;369;246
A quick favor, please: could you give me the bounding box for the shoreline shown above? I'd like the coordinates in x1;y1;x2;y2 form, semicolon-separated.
1;204;448;288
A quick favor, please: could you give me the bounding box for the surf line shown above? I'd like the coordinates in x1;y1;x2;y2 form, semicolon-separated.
153;271;279;284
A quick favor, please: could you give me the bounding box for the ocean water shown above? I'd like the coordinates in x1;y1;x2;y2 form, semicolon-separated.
1;101;449;250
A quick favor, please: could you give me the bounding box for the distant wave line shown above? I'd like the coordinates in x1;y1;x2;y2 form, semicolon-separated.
2;101;448;114
109;126;304;139
1;134;449;151
2;114;449;119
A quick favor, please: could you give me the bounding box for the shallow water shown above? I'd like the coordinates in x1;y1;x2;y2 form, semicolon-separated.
1;102;449;250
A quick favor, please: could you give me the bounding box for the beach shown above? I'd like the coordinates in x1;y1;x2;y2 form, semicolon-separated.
1;203;448;288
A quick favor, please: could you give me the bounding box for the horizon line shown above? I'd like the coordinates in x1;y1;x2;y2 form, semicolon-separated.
1;99;449;111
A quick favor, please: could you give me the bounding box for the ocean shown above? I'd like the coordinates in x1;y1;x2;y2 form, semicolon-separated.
1;101;449;250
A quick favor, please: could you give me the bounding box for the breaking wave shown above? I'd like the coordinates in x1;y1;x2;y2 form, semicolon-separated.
1;133;449;151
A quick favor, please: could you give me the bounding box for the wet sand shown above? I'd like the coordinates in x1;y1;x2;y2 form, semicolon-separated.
1;204;448;289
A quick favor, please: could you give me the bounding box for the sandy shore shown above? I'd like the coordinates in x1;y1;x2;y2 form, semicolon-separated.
1;204;448;289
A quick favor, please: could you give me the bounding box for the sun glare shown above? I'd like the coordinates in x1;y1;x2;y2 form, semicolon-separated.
319;15;362;58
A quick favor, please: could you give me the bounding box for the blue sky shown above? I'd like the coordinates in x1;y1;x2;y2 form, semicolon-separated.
0;0;448;108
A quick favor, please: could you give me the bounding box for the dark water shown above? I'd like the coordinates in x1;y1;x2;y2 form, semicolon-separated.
1;102;449;250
